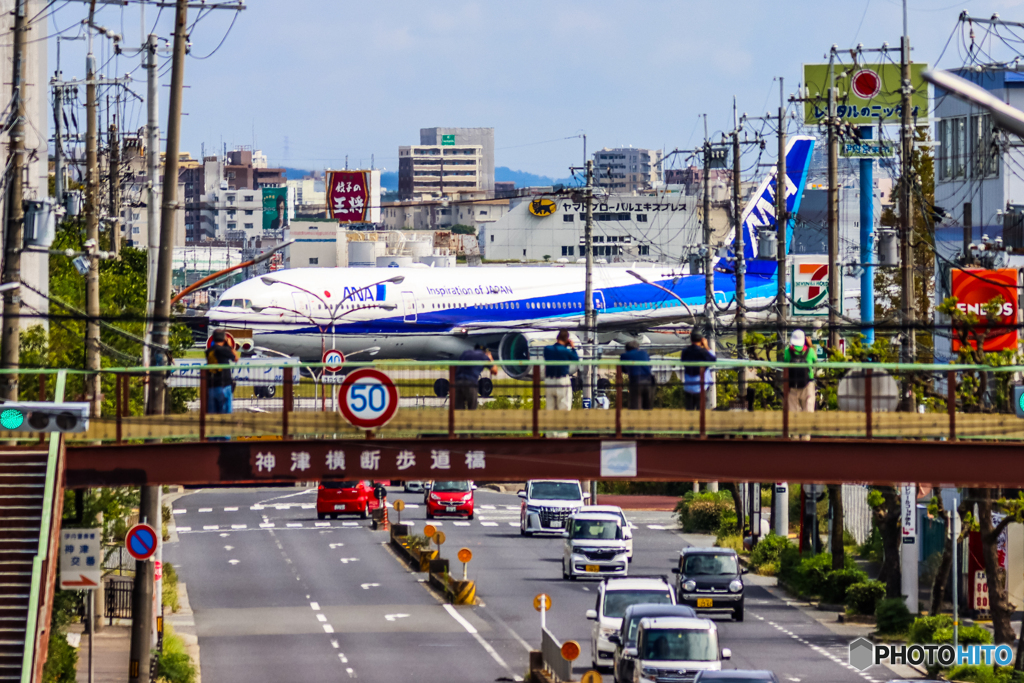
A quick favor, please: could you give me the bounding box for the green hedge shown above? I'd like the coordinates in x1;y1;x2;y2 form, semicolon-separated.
749;534;790;571
945;665;1022;683
820;568;868;604
777;548;857;598
845;580;885;616
675;491;734;533
875;597;913;635
909;614;992;646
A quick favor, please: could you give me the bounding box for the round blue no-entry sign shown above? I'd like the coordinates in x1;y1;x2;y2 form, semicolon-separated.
125;524;158;561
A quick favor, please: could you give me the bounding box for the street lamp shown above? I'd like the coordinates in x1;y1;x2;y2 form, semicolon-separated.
625;270;697;325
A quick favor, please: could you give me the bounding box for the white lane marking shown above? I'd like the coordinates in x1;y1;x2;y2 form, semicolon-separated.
176;526;191;532
646;524;666;530
316;614;327;622
504;506;519;510
479;505;496;510
231;524;247;530
330;640;338;648
203;525;218;530
323;624;335;633
300;503;315;509
403;503;420;509
287;523;302;528
345;667;355;678
430;521;443;526
219;532;230;537
385;613;409;621
256;488;315;505
342;522;359;527
250;504;265;510
339;558;359;564
310;602;320;611
508;522;518;527
443;604;521;681
224;545;234;551
453;522;471;527
260;523;275;528
361;583;379;589
480;522;498;527
224;507;238;512
329;543;345;548
228;559;239;565
275;504;291;510
315;522;330;527
172;508;186;514
198;508;212;512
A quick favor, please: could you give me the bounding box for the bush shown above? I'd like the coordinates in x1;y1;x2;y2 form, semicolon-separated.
908;614;993;646
777;548;856;598
675;491;734;533
43;589;80;683
845;580;885;616
750;534;791;570
162;562;180;612
155;653;196;683
875;597;913;635
821;568;868;604
715;510;739;541
716;534;744;553
945;664;1021;683
858;526;883;562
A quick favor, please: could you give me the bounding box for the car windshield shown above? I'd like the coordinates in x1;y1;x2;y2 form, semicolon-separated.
572;519;620;540
603;590;673;619
683;554;738;575
530;482;581;500
433;481;471;493
640;628;717;662
321;480;358;489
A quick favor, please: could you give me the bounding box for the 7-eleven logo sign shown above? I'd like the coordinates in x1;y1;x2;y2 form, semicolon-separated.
791;262;833;317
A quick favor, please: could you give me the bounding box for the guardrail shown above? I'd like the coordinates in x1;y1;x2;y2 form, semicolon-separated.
2;357;1023;443
541;627;573;682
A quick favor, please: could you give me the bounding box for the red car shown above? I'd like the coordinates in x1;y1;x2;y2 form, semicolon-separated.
426;481;475;519
317;480;382;519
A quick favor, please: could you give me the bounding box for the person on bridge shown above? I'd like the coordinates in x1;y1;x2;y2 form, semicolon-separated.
784;329;817;415
681;330;716;410
207;328;239;414
454;344;498;410
543;330;579;411
620;340;655;410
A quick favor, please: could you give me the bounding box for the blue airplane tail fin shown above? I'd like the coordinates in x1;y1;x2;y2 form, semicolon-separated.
719;135;815;276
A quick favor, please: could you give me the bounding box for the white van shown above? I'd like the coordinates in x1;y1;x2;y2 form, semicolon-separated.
561;511;629;580
627;616;730;682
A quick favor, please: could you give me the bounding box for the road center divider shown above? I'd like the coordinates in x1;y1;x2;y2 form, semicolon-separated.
389;522;476;605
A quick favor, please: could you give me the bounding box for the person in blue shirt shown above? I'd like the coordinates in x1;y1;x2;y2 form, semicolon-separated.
543;330;579;410
454;344;497;410
680;330;716;410
620;340;654;410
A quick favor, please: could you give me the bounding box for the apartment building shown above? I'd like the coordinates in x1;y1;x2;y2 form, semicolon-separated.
593;147;663;193
398;127;495;199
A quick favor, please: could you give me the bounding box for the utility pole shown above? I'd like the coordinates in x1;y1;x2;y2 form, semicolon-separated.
583;159;597;504
109;119;121;255
0;0;28;401
731;98;747;406
143;33;160;370
827;52;841;351
899;0;916;366
84;0;102;420
776;79;788;360
53;81;65;207
702;115;716;409
860;125;875;345
134;4;188;679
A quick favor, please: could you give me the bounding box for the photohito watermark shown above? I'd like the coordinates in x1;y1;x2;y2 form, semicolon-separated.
848;637;1014;671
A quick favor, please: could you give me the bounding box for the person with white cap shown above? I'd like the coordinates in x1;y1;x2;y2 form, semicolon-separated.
783;329;817;413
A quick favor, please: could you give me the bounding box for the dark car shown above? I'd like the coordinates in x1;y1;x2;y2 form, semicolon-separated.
694;671;779;682
673;547;746;621
610;603;697;683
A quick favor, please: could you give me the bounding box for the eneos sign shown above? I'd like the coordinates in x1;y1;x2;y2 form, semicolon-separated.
951;268;1019;352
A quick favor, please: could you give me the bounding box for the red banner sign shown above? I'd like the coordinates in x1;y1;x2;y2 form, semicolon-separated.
327;170;370;223
951;268;1019;352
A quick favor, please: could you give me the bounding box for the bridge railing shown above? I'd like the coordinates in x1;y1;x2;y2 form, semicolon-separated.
1;358;1022;443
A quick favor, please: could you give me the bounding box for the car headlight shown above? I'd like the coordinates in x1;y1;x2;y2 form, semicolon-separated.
730;579;743;593
430;493;441;501
600;626;616;637
641;667;659;677
682;580;696;592
526;505;541;512
461;493;472;501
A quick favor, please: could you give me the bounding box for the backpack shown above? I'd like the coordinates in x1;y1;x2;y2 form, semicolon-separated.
789;345;811;389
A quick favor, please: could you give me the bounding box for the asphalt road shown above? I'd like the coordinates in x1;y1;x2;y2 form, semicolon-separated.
166;486;905;683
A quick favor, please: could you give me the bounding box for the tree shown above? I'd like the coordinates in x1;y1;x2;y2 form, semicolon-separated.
967;488;1024;647
450;224;475;235
868;486;902;598
927;490;970;617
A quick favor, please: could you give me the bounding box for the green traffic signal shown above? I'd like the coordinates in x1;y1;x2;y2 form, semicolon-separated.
1;408;25;430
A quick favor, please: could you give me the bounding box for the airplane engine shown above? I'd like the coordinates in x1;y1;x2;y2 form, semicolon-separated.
497;331;581;380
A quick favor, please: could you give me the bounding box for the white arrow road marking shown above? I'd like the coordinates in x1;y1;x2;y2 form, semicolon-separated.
360;583;379;590
228;559;239;565
338;653;348;663
339;558;360;564
224;546;234;551
329;543;345;549
384;613;409;622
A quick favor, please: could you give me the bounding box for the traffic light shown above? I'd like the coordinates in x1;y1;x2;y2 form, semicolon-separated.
0;402;90;432
1014;386;1024;418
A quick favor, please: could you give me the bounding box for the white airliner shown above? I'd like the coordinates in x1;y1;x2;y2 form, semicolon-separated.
210;136;815;376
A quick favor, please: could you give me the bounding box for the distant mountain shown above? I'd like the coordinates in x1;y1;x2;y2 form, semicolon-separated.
283;167;312;180
495;166;578;188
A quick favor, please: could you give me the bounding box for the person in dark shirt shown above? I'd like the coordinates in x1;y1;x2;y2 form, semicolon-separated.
454;344;498;410
620;340;655;410
680;330;716;410
206;328;238;414
542;330;579;410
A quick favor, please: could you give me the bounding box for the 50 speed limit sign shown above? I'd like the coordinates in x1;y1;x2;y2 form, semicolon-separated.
338;368;399;429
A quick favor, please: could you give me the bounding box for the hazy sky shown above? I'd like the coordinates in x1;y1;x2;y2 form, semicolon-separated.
45;0;1024;179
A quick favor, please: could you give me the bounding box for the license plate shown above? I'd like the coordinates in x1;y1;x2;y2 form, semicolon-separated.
549;521;563;528
446;506;457;512
334;504;346;511
697;598;713;608
585;565;600;572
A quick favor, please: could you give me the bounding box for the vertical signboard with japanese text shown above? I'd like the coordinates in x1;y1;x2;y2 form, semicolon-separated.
950;268;1019;352
60;527;102;589
327;170;381;224
901;484;916;544
262;187;292;232
802;63;928;125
